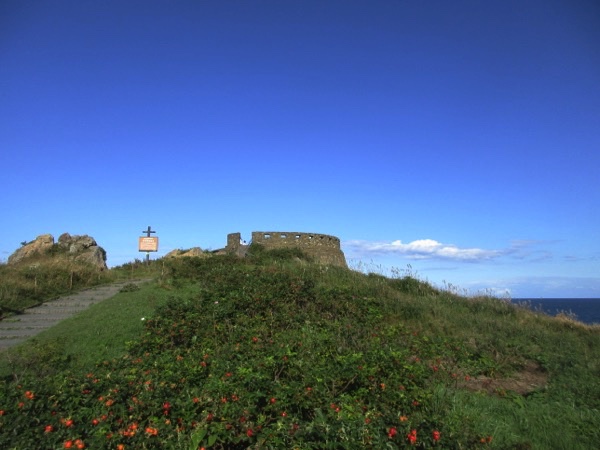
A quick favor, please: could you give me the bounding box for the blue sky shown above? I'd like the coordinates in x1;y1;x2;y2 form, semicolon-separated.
1;0;599;298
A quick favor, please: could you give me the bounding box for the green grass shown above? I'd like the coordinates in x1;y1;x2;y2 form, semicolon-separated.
0;251;598;449
0;281;174;379
0;256;163;315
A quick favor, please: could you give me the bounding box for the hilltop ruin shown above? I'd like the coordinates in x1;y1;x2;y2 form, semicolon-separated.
225;231;347;268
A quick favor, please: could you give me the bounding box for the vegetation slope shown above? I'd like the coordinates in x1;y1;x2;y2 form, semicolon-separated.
0;246;599;449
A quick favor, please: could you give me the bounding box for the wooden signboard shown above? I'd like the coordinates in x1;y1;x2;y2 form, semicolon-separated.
138;237;159;252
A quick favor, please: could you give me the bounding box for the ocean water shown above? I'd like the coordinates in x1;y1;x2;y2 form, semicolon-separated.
512;298;600;325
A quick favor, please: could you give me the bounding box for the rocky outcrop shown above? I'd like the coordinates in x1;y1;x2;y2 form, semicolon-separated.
58;233;97;253
7;233;108;270
7;234;55;264
164;247;209;259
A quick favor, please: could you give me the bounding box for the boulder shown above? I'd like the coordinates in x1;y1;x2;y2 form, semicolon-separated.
7;234;55;264
74;246;107;269
7;233;108;270
58;233;98;253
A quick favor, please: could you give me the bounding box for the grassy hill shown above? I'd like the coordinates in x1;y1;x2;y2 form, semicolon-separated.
1;247;599;449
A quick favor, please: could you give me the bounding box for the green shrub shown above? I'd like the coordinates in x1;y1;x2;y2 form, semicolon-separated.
0;255;598;448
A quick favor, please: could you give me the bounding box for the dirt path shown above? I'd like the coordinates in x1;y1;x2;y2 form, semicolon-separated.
0;279;152;350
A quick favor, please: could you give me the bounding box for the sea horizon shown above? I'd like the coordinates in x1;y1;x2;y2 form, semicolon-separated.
511;298;600;325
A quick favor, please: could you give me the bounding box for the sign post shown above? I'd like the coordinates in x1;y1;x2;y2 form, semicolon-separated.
138;226;158;264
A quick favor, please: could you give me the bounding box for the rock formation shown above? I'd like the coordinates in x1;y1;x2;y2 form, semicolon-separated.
164;247;208;259
7;234;55;264
7;233;108;270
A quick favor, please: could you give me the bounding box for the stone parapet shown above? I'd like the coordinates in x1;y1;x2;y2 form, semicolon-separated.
226;231;347;267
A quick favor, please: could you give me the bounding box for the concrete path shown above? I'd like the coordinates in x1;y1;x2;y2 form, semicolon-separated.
0;279;152;351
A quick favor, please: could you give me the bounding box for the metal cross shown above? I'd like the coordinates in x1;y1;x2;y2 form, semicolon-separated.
142;226;156;237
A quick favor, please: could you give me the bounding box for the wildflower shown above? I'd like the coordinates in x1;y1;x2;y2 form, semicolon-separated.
407;429;417;445
433;430;441;441
388;427;397;439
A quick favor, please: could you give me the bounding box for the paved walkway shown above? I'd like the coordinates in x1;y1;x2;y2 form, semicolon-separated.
0;279;152;350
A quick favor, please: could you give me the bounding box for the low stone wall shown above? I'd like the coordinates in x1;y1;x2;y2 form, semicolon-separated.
226;231;347;267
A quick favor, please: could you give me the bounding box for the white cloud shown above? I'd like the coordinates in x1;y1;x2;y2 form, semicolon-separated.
344;239;501;262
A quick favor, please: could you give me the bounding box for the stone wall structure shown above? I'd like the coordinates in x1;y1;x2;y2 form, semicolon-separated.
226;231;347;268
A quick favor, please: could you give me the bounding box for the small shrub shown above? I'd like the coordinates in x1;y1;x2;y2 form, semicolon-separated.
119;282;140;293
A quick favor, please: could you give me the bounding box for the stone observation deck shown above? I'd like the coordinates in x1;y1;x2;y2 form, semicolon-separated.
226;231;347;268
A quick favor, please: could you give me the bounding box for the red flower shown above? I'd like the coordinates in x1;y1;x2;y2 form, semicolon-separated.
407;429;417;445
246;429;253;437
64;441;73;449
388;427;397;439
432;430;441;441
44;425;53;433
